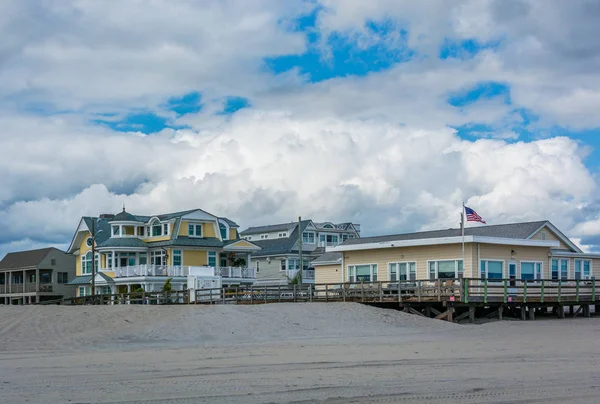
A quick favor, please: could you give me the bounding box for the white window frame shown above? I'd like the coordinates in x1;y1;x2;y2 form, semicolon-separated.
302;232;315;243
188;223;203;238
260;234;269;239
519;261;543;282
278;232;287;238
574;259;593;280
388;261;416;282
280;259;287;271
347;264;378;283
427;259;463;279
479;259;505;280
551;258;570;281
172;250;183;267
78;286;91;297
208;251;217;267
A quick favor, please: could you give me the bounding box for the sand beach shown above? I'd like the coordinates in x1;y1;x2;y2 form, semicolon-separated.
1;303;599;403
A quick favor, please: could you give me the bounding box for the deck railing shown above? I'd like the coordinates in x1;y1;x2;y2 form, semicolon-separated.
216;267;256;279
110;265;257;279
285;269;315;281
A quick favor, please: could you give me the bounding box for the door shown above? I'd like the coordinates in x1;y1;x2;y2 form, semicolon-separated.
508;261;517;287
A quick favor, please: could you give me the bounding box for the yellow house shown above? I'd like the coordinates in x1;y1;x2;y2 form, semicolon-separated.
315;220;598;285
67;208;260;296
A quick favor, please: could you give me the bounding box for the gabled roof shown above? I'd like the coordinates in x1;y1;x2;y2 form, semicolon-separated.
251;220;313;257
219;217;240;228
0;247;62;270
342;221;550;246
312;251;342;265
109;209;143;223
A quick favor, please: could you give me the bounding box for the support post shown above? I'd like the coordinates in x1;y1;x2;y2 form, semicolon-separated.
503;279;508;303
325;284;328;303
484;279;488;304
523;280;527;304
528;306;535;320
541;279;545;303
520;306;527;321
498;305;504;320
576;280;580;303
464;279;469;303
378;282;383;302
584;305;591;318
469;305;475;323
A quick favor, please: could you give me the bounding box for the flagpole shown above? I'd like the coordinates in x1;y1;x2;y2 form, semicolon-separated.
461;202;465;278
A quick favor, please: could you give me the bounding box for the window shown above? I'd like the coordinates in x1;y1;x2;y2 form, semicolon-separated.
208;252;217;267
51;259;56;266
323;224;334;229
81;251;93;275
112;226;119;236
107;252;113;269
278;232;287;238
86;237;93;247
220;223;227;239
163;223;169;235
280;259;287;271
574;260;592;280
302;232;315;243
256;260;260;272
319;234;326;244
139;253;147;265
288;259;309;271
220;254;228;267
348;264;378;282
389;262;416;281
152;220;162;236
173;250;182;267
480;260;504;280
260;234;269;239
189;224;203;237
551;259;569;281
78;286;91;297
150;250;166;266
57;272;69;284
146;226;150;237
520;261;542;281
341;234;349;242
541;231;546;240
428;260;463;279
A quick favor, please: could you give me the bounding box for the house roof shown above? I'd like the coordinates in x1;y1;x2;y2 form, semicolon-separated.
251;220;313;257
240;222;299;236
219;217;240;228
109;209;143;223
148;237;225;248
67;273;113;285
312;251;342;265
341;221;549;246
97;238;149;249
0;247;62;270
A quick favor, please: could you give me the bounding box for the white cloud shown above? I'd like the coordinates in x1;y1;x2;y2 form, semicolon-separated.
1;0;600;256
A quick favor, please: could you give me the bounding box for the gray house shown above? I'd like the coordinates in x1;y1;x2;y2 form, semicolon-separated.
0;247;76;304
240;220;360;285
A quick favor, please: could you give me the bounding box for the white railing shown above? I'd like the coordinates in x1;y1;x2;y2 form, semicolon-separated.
107;265;256;279
113;265;189;278
215;267;256;279
286;269;315;282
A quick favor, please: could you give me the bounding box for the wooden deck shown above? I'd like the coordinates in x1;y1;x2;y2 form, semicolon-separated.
37;278;600;322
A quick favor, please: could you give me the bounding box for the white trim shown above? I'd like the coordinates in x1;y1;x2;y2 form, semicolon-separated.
550;258;570;281
573;258;593;280
388;261;417;282
328;235;559;252
479;259;505;279
527;222;582;253
519;260;543;281
426;259;464;279
550;250;600;259
312;260;342;266
67;218;90;254
346;263;378;282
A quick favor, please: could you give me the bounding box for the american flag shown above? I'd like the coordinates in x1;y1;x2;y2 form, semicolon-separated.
465;206;486;224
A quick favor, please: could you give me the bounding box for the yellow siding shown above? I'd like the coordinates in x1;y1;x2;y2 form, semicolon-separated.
75;231;93;276
230;229;238;240
183;250;208;266
475;244;553;277
102;271;116;279
530;227;571;250
315;264;343;284
204;223;217;238
343;243;475;281
179;221;189;236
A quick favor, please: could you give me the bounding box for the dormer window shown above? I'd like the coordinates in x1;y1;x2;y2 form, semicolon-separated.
152;220;162;236
323;224;334;229
260;234;269;239
278;232;287;238
112;226;119;236
189;223;203;238
302;232;315;243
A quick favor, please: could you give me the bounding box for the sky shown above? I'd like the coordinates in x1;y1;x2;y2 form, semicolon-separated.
2;0;600;257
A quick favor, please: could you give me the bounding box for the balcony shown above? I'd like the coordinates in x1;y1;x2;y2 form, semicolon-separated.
109;265;256;280
0;283;54;294
286;269;315;283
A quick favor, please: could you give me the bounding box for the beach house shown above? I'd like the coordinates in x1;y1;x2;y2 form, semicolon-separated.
0;247;76;304
67;208;261;296
316;220;597;285
240;220;360;285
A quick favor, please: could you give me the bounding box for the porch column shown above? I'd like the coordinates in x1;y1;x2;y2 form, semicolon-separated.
35;268;39;293
119;225;123;236
127;284;131;293
247;253;252;268
112;250;116;270
8;271;11;294
23;269;25;294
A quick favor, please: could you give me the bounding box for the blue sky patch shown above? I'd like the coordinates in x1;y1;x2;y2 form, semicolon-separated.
448;81;511;107
440;38;502;60
92;112;175;134
220;97;251;115
266;18;413;82
165;92;202;116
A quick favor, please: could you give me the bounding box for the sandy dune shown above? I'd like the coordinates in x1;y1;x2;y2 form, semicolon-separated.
1;303;600;403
